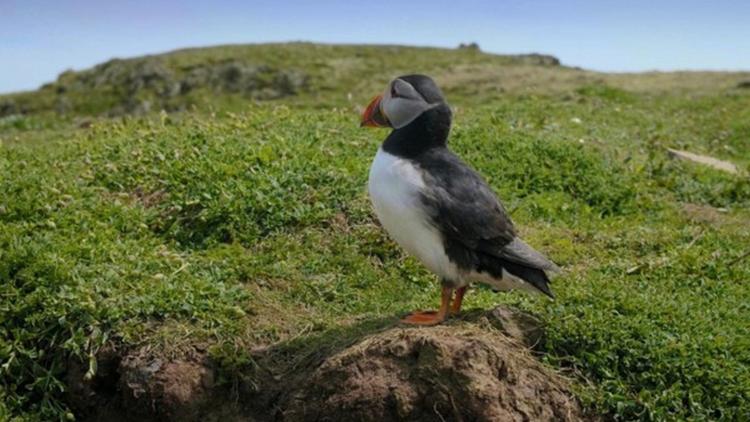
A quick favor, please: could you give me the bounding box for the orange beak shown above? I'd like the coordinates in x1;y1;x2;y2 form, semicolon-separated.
360;95;390;128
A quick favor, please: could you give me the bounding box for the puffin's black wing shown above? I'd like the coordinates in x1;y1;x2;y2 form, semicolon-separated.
416;148;558;297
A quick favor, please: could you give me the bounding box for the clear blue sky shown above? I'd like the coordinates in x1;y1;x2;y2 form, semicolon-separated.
1;0;749;94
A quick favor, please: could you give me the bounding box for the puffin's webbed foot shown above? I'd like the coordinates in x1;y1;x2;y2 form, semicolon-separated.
400;286;453;326
401;310;444;325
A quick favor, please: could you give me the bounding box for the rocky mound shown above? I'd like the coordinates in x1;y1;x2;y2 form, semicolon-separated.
73;307;590;422
1;57;309;117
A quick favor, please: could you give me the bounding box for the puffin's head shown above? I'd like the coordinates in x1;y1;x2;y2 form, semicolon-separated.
360;74;446;129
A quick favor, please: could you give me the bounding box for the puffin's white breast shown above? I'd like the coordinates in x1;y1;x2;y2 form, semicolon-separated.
368;148;460;282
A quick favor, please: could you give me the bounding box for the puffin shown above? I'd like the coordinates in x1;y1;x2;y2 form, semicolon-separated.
361;74;559;326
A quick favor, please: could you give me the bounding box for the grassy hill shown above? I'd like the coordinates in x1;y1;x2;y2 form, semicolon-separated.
1;43;750;421
4;41;749;117
0;42;564;117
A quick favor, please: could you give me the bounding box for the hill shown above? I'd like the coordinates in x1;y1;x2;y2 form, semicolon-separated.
4;42;749;118
0;42;566;117
1;43;750;421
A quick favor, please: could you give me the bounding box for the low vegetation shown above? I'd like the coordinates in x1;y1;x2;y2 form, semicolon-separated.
1;43;749;421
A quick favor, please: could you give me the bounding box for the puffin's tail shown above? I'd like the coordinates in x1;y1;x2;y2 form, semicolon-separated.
477;237;558;298
476;250;556;299
501;260;555;299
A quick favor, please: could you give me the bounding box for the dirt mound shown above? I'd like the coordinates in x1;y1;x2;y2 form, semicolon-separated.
72;349;239;422
118;355;216;420
283;326;583;421
74;307;589;421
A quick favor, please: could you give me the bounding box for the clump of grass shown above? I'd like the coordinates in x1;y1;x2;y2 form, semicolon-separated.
576;84;637;103
648;158;750;208
84;111;366;248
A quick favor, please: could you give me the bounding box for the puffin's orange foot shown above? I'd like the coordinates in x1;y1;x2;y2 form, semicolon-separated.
450;286;468;316
400;310;445;326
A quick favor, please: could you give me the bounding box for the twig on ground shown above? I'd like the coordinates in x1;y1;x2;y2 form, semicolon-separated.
728;250;750;267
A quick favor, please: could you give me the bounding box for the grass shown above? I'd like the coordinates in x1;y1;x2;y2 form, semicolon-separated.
1;43;750;421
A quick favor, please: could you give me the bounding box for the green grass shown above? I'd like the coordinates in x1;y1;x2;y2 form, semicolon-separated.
1;43;750;421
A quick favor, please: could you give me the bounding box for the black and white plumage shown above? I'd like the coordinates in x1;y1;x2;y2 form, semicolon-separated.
362;75;558;324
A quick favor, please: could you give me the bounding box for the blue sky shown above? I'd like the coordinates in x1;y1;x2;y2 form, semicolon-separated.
1;0;749;93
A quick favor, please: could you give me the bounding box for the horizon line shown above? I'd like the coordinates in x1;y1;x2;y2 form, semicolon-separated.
3;40;749;96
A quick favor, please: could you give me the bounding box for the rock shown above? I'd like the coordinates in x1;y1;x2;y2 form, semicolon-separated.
124;59;176;95
667;148;739;174
273;69;309;96
215;61;259;93
515;53;561;66
211;61;308;97
736;80;750;89
46;57;309;116
484;306;546;348
0;99;18;117
180;66;211;94
458;42;481;51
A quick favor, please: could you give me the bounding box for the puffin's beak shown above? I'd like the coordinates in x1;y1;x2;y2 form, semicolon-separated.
360;95;389;128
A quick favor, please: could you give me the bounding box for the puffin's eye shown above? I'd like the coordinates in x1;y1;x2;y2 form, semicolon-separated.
390;85;399;98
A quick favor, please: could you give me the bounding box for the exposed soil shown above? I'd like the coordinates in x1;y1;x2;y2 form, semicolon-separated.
73;307;591;422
